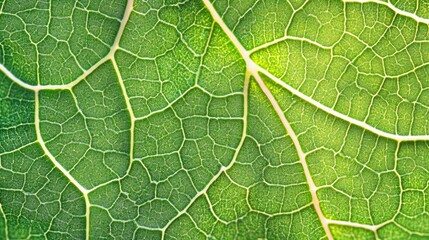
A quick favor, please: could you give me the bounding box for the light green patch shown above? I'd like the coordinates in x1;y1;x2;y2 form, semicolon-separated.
288;0;344;46
330;224;375;240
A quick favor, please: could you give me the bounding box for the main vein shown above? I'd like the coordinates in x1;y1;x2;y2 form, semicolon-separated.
201;0;334;238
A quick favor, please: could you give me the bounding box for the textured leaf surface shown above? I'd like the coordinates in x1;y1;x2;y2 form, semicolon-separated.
1;0;429;239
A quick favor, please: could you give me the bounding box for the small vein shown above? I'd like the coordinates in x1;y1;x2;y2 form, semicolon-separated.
252;70;333;239
35;91;89;195
0;0;134;91
202;0;429;144
161;72;250;237
343;0;429;25
257;65;429;142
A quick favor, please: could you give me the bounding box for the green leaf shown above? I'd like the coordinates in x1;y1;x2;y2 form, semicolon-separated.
1;0;429;239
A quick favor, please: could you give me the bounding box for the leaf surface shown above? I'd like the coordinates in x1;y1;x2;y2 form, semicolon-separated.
1;0;429;239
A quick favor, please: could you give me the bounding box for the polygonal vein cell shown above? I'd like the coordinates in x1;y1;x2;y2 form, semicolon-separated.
165;78;326;240
0;0;126;85
264;74;429;238
248;0;429;136
117;0;245;118
39;60;131;189
129;85;244;229
0;70;85;239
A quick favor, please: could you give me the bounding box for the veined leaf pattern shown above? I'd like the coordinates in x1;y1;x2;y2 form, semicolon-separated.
0;0;428;239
